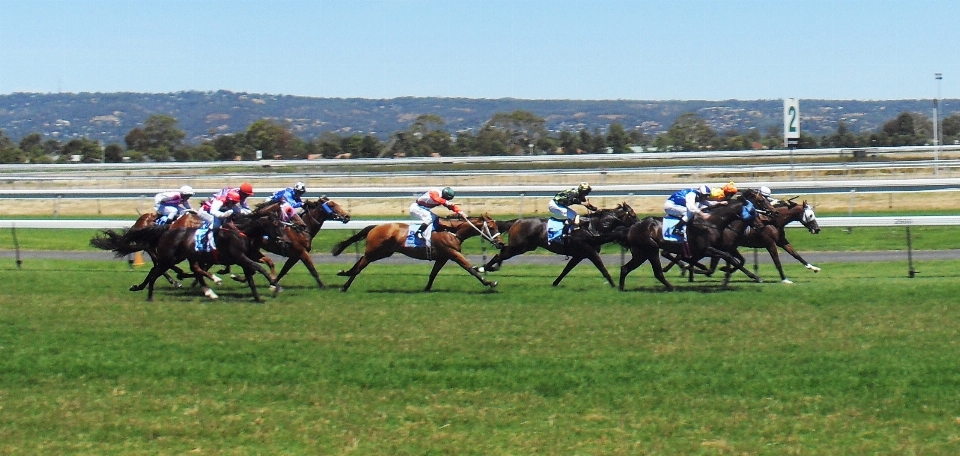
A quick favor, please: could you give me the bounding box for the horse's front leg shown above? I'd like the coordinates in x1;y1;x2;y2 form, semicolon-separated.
445;252;497;290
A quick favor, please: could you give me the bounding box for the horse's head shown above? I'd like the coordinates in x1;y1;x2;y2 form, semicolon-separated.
454;214;504;249
305;197;351;224
799;201;821;234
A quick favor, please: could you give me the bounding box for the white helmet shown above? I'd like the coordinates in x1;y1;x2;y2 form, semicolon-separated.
293;181;306;193
697;185;711;196
758;186;771;197
179;185;194;196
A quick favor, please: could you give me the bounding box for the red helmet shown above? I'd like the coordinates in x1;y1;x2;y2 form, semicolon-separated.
239;182;254;196
226;190;242;203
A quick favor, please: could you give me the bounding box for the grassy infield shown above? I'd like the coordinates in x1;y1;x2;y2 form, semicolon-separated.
2;226;960;453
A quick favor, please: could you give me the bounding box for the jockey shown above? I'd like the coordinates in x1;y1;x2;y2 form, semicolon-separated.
758;186;781;205
198;189;247;229
208;182;254;215
409;187;465;239
664;185;713;224
703;181;738;208
154;185;195;224
265;181;306;221
549;182;597;224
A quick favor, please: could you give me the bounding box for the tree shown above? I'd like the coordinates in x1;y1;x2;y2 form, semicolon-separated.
143;114;185;151
558;130;580;154
606;122;630;152
62;138;103;163
485;111;546;155
18;132;42;152
124;127;150;151
103;143;125;163
246;119;296;159
943;113;960;144
661;112;719;151
359;135;383;158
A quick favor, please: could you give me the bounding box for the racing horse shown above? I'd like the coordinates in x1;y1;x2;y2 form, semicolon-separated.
226;197;352;288
330;214;504;292
706;198;821;284
94;213;284;302
617;199;760;291
478;203;638;287
91;210;203;289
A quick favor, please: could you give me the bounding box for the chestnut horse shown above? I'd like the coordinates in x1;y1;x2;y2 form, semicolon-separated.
478;203;638;287
330;215;504;292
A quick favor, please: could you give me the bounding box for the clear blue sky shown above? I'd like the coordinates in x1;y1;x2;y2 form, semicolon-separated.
1;0;957;101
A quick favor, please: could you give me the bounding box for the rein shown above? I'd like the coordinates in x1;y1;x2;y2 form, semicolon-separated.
459;216;500;244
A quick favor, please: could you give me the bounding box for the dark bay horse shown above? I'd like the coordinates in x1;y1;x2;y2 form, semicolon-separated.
714;199;822;283
479;203;638;287
617;200;759;291
330;215;504;292
94;213;283;301
229;197;352;288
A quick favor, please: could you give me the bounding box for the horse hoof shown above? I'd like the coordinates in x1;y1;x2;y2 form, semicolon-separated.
337;270;349;277
212;275;223;285
488;281;498;288
129;285;140;292
781;279;794;284
474;266;485;274
203;288;218;299
173;282;183;289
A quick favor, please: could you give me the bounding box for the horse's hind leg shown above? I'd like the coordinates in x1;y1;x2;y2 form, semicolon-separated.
338;256;370;292
553;256;586;287
425;259;448;291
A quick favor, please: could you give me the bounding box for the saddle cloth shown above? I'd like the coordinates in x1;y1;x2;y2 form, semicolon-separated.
663;216;684;243
195;223;216;252
546;218;565;244
405;224;434;248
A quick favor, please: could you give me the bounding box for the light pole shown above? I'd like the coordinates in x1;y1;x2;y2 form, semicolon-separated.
934;73;942;175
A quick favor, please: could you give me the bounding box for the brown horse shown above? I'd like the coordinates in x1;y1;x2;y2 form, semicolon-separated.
92;210;203;288
708;199;822;283
226;197;352;288
330;215;504;292
94;213;283;301
478;203;638;287
617;199;759;291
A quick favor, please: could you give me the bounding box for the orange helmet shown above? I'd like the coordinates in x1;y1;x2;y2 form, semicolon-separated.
226;190;242;203
239;182;254;196
722;182;738;196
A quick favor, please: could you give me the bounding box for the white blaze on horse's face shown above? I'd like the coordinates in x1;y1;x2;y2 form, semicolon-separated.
802;204;821;234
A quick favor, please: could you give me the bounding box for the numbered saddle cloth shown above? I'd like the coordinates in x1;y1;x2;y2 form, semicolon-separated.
405;224;434;248
663;216;684;243
194;223;216;252
546;218;566;244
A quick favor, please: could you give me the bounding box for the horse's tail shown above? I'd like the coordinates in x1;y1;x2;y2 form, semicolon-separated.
90;225;169;257
331;225;375;256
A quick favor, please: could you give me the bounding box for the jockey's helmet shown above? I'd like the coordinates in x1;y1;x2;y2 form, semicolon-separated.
239;182;254;196
179;185;194;197
578;182;591;193
697;185;711;196
722;181;738;196
293;181;306;193
441;187;455;200
226;190;242;203
758;186;772;197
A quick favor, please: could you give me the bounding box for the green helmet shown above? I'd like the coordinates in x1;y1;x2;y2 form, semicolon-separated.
441;187;455;200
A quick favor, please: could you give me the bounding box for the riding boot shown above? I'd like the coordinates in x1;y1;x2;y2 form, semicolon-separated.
561;220;572;242
415;223;428;240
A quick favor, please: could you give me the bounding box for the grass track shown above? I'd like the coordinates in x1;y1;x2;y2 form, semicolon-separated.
3;259;960;453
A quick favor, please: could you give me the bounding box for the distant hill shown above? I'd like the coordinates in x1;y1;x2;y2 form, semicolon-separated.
0;91;955;144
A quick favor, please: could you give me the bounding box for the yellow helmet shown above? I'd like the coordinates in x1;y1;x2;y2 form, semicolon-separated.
578;182;591;193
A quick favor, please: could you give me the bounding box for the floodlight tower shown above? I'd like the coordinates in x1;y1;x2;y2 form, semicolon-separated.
934;73;942;175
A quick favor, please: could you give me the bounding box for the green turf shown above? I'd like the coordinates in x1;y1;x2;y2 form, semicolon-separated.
2;259;960;453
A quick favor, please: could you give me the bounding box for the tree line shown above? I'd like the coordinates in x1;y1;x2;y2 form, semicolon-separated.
1;109;959;164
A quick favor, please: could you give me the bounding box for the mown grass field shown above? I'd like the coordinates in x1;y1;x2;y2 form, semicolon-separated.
3;257;960;453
